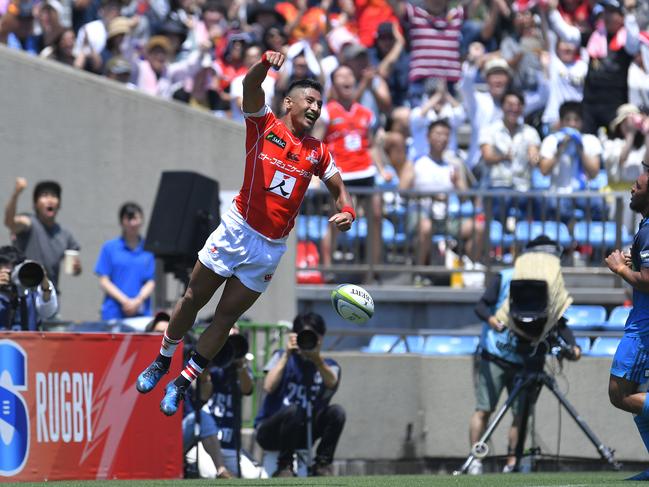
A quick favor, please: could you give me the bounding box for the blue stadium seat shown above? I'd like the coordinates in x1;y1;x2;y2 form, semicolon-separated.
489;220;514;247
531;168;551;190
588;337;621;356
563;305;607;331
573;221;633;248
423;336;479;355
574;336;591;354
600;305;631;331
362;335;425;353
514;221;572;247
448;194;476;218
296;215;329;243
337;218;398;246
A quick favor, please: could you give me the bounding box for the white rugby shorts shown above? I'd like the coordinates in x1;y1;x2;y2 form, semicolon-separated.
198;209;287;293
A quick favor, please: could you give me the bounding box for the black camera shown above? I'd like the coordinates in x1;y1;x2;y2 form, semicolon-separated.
297;328;319;351
509;279;549;343
12;261;45;289
213;334;249;368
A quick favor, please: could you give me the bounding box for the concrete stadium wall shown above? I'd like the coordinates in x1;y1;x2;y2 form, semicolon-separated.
330;353;643;463
0;45;295;323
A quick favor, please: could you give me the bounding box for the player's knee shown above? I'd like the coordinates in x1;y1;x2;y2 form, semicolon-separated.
328;404;346;426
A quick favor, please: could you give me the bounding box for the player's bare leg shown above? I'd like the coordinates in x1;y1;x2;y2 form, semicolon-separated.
136;261;226;394
160;277;261;415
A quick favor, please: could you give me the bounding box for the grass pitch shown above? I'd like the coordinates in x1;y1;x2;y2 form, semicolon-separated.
6;472;648;487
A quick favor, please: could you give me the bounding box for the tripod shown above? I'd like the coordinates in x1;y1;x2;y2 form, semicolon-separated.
456;366;622;474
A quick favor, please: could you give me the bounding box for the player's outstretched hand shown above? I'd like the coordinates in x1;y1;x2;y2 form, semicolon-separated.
262;50;285;70
329;212;353;232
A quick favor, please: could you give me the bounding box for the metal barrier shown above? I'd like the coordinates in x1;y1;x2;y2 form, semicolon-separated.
297;188;636;283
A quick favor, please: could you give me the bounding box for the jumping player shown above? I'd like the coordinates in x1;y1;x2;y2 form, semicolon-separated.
135;50;355;416
606;171;649;480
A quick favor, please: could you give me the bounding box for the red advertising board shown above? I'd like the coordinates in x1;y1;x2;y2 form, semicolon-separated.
0;332;183;482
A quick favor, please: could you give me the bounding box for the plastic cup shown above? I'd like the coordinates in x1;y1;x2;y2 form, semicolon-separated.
63;250;79;274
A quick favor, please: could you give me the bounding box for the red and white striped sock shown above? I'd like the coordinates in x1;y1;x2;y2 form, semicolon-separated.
160;332;182;358
174;352;210;389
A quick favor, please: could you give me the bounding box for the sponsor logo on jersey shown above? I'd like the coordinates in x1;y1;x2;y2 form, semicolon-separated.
306;149;319;165
265;132;287;149
641;250;649;261
286;152;300;162
258;153;312;179
265;170;297;199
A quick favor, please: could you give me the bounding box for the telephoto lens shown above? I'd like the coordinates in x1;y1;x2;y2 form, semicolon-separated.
296;328;319;351
11;261;45;289
213;334;249;368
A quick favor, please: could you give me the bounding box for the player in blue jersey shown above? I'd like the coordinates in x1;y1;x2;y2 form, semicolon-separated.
470;236;581;474
606;172;649;481
254;312;345;477
183;326;254;479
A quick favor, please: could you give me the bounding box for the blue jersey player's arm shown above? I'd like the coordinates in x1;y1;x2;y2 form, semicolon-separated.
607;229;649;293
242;51;285;114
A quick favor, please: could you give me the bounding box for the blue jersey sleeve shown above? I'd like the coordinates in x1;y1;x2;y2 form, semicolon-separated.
94;242;112;277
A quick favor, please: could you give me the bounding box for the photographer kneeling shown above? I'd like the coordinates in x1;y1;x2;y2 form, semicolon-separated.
469;236;581;474
0;245;58;330
255;312;345;477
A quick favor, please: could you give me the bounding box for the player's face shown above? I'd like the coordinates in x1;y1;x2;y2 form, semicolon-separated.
630;173;649;213
287;87;323;132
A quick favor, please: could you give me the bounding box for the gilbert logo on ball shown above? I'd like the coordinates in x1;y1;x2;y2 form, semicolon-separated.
331;284;374;324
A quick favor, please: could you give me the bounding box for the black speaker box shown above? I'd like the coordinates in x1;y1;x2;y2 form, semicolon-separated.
145;171;220;272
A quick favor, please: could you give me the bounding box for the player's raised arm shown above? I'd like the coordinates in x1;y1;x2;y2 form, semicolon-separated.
242;50;285;114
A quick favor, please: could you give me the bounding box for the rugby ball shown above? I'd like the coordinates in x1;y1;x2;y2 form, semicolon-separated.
331;284;374;324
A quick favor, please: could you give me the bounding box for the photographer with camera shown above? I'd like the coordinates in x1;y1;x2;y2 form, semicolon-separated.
0;245;58;330
182;324;254;479
254;312;345;477
467;235;581;474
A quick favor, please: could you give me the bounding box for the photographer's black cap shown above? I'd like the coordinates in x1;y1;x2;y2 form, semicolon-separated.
293;312;326;336
33;180;61;203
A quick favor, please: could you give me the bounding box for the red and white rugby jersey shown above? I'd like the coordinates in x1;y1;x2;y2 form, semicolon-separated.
321;100;375;180
233;105;339;240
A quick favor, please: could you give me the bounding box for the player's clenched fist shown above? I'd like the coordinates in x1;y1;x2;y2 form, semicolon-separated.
261;50;285;70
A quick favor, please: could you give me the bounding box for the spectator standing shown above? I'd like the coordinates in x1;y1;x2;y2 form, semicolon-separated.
541;0;588;128
387;0;463;106
409;77;465;159
628;33;649;110
314;64;387;280
460;54;512;169
2;0;39;54
74;0;123;59
35;1;65;53
582;0;640;134
230;44;276;123
255;313;345;477
4;178;81;290
94;202;155;321
367;21;408;110
479;90;541;218
539;101;603;220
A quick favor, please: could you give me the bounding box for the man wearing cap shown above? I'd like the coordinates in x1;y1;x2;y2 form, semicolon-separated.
4;177;81;289
460;54;513;169
4;0;38;54
582;0;641;134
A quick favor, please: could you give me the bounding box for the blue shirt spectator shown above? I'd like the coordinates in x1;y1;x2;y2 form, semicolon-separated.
94;202;155;320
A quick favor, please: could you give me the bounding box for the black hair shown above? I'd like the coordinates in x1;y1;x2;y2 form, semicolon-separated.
287;78;323;97
202;0;227;16
0;245;25;267
428;118;451;134
119;201;143;221
525;234;562;256
559;101;582;121
33;180;61;203
503;89;525;106
292;312;327;336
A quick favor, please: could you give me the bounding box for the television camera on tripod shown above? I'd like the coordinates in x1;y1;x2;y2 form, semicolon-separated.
457;236;621;475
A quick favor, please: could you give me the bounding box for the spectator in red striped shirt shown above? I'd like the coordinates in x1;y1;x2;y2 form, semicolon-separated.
387;0;464;106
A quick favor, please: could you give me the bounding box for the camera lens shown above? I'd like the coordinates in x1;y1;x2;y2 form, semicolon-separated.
213;334;249;368
297;329;318;351
12;261;44;288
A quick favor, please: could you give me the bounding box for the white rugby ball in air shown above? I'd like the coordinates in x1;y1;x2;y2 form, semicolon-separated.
331;284;374;325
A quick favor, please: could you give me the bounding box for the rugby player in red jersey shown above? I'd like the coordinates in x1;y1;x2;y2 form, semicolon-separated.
135;50;355;416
